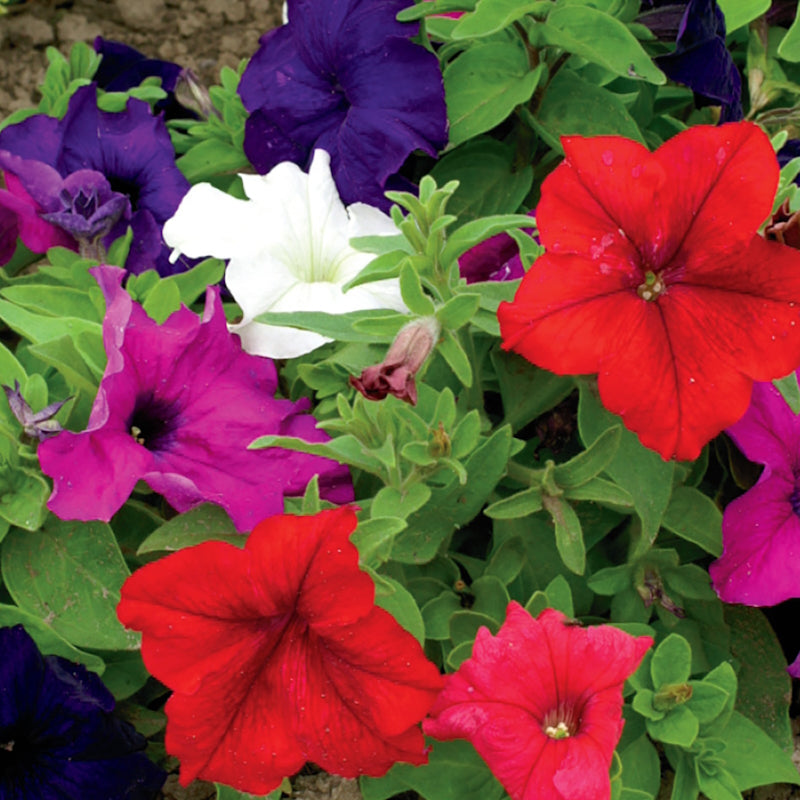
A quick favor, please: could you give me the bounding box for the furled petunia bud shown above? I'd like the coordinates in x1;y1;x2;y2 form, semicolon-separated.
350;317;440;405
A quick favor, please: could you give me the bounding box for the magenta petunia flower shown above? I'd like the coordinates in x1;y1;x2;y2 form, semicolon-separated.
0;85;190;274
238;0;448;209
423;604;652;800
710;372;800;606
38;266;352;532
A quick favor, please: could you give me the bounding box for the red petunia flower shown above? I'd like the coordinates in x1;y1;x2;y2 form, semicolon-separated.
498;123;800;460
116;507;443;794
423;604;652;800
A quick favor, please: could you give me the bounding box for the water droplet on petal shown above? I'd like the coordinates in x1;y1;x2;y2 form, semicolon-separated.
602;150;614;166
631;164;642;178
715;147;726;164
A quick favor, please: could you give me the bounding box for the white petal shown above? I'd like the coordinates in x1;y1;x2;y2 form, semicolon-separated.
162;183;262;259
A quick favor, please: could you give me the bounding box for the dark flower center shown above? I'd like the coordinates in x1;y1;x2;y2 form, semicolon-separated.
128;393;181;453
541;703;582;739
0;729;37;778
791;481;800;517
64;187;100;219
108;175;142;210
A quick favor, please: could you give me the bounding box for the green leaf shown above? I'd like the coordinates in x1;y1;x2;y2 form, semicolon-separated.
137;503;240;554
485;486;543;519
470;575;511;623
687;682;729;725
436;294;481;331
0;298;102;346
553;425;621;488
578;384;674;550
773;370;800;413
437;329;473;387
176;138;250;182
620;735;661;799
450;0;541;37
543;574;574;617
141;278;182;324
361;739;505;800
720;711;800;789
449;610;500;645
564;476;634;509
538;5;665;83
100;650;150;700
0;603;105;673
542;494;586;574
725;605;793;752
646;704;699;747
0;285;101;321
422;590;462;640
370;570;426;644
534;69;646;149
216;783;283;800
429;137;533;223
1;517;139;650
351;517;407;567
444;42;543;147
254;309;404;343
0;465;49;531
718;0;770;32
371;484;432;519
661;486;722;556
485;536;527;584
651;634;692;686
399;262;436;315
441;213;538;265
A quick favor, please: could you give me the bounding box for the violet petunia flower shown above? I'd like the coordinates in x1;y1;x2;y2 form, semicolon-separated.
0;84;191;274
0;624;165;800
458;210;536;284
238;0;448;209
38;265;353;532
638;0;742;122
709;371;800;606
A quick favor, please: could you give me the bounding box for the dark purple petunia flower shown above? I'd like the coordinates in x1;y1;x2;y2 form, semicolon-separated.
38;265;353;532
0;624;165;800
238;0;448;209
639;0;742;122
93;37;203;120
0;84;191;274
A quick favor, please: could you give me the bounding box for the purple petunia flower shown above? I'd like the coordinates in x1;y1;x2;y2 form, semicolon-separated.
238;0;448;209
0;84;190;274
638;0;742;122
458;211;536;283
0;624;165;800
709;372;800;606
38;265;353;532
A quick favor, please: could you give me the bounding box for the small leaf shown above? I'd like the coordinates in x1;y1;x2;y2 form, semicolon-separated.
542;494;586;575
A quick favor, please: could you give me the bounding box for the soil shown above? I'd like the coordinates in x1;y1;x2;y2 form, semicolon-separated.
0;0;283;118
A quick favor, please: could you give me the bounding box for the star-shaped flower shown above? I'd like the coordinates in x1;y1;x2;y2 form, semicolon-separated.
423;604;652;800
117;507;443;794
498;122;800;461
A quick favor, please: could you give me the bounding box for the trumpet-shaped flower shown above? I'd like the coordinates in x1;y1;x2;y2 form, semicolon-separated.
38;266;352;532
0;84;190;274
0;625;165;799
162;149;407;359
238;0;447;208
423;605;652;800
498;122;800;461
117;507;444;794
709;372;800;605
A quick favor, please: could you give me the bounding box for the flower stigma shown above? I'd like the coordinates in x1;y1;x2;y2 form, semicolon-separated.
637;270;666;302
544;721;572;739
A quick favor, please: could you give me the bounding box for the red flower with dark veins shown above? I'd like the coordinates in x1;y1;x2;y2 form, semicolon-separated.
498;123;800;460
117;507;443;795
423;605;652;800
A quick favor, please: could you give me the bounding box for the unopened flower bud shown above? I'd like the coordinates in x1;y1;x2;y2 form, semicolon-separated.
2;381;68;442
349;317;440;405
766;198;800;250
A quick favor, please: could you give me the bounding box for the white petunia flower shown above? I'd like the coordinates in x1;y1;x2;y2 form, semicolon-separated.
162;149;406;358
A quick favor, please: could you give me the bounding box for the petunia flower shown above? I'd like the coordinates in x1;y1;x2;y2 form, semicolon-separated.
116;506;444;794
0;624;165;799
458;210;536;284
709;371;800;605
423;604;652;800
498;122;800;461
237;0;448;209
0;84;190;274
638;0;742;121
37;265;352;532
162;149;407;359
350;317;440;405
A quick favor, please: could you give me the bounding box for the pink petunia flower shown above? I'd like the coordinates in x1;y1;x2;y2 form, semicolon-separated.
117;507;444;793
423;604;652;800
710;371;800;606
38;265;352;531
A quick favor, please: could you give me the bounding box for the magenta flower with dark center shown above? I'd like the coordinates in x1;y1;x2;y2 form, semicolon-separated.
0;84;191;274
238;0;448;209
38;265;353;532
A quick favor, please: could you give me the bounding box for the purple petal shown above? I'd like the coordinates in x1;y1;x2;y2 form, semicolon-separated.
94;37;182;93
0;150;65;212
0;113;61;166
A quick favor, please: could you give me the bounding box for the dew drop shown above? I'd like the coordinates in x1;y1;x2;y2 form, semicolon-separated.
688;377;696;384
631;164;642;178
715;147;726;164
589;244;603;259
602;150;614;166
467;686;475;693
599;263;611;276
601;233;614;248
